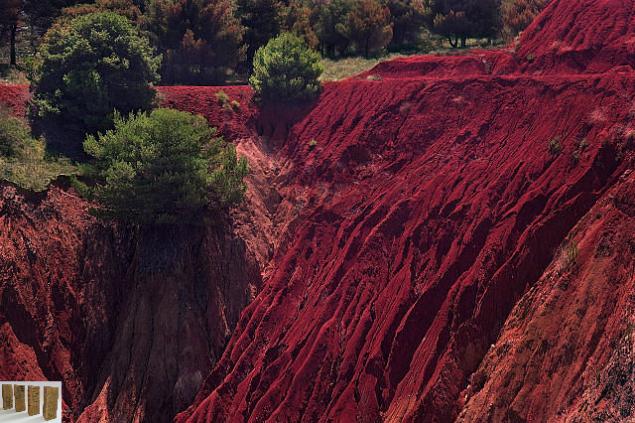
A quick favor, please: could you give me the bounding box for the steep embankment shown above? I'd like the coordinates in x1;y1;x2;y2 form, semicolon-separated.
177;1;635;422
0;180;262;422
0;86;266;422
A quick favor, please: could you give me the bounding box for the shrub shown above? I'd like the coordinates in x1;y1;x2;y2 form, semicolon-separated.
250;32;323;103
0;108;32;157
30;12;160;135
563;241;579;270
216;90;232;109
0;108;77;191
84;108;248;225
548;136;562;156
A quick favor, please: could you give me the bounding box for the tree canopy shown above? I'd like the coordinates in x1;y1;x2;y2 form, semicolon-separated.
30;12;160;137
145;0;245;84
84;108;248;225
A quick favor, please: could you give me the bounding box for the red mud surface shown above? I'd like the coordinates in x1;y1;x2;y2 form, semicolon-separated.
1;0;635;422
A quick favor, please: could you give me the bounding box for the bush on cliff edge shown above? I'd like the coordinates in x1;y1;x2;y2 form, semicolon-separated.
250;32;323;103
84;108;248;225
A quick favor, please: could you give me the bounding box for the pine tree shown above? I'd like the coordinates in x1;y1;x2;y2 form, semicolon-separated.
84;108;249;225
0;0;22;66
311;0;352;58
279;0;319;49
237;0;283;67
388;0;427;51
250;32;323;103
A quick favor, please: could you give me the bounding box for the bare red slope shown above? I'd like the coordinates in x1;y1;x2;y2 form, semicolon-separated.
178;75;628;422
458;167;635;422
3;1;635;421
517;0;635;74
176;1;635;421
0;179;261;423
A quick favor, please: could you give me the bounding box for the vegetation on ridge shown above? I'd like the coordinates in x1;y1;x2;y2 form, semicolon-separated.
84;108;248;225
0;108;77;191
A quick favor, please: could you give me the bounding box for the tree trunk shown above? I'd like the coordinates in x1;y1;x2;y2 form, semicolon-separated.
448;36;458;48
460;36;467;48
10;23;17;66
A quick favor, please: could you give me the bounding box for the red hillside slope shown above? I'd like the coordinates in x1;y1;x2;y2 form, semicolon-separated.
178;76;630;423
176;1;635;422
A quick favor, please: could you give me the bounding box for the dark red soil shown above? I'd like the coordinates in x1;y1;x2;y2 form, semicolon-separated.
2;1;635;421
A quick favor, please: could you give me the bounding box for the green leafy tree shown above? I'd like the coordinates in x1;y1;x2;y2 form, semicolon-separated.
60;0;143;22
84;108;248;225
311;0;353;57
145;0;245;85
237;0;283;67
388;0;427;51
340;0;393;57
428;0;499;48
250;32;323;103
30;12;160;137
500;0;548;40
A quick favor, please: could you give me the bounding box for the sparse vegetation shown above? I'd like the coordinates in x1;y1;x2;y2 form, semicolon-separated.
549;136;563;156
563;240;579;270
216;90;232;109
250;32;323;103
84;108;248;225
0;108;76;191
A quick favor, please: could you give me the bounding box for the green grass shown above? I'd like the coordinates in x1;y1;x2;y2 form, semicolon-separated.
320;55;405;81
319;37;505;81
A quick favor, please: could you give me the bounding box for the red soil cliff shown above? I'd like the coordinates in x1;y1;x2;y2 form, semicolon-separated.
0;180;262;422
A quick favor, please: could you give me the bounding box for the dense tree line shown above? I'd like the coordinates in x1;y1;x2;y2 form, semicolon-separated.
1;0;550;83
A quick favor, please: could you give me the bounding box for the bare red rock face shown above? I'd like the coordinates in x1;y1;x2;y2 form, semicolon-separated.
0;181;261;422
2;1;635;422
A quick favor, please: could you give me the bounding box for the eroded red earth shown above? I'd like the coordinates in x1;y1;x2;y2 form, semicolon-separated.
2;0;635;421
